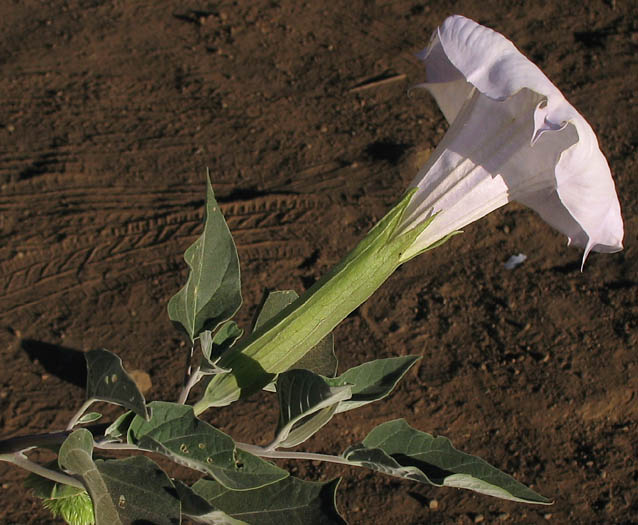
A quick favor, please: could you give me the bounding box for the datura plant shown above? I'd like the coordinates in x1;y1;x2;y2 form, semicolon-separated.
0;15;623;525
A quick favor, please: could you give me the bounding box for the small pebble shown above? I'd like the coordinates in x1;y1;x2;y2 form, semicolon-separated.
129;370;152;395
429;499;439;510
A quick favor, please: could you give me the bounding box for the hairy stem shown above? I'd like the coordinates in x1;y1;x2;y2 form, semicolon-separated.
93;441;138;451
0;424;109;455
236;442;353;467
1;452;85;490
177;366;202;405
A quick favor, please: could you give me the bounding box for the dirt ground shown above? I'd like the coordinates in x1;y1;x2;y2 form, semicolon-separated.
0;1;636;523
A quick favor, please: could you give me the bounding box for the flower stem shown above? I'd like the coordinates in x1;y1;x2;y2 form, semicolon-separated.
194;190;428;412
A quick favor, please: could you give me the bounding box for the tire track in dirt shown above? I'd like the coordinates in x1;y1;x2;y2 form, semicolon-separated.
0;181;331;319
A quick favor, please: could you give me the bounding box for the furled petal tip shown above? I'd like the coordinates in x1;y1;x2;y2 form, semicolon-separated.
400;15;623;263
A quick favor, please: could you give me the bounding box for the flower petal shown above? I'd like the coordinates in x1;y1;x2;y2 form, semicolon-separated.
409;15;623;258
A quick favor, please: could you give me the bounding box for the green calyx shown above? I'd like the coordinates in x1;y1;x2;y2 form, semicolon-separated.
194;189;430;412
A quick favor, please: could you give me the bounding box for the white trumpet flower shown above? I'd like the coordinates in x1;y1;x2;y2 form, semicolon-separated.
398;15;623;262
198;15;625;408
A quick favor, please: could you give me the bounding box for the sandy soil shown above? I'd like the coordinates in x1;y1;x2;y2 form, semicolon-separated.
0;1;636;523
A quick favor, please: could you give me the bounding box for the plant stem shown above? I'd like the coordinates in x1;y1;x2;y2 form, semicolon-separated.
0;424;109;455
66;399;95;431
0;452;85;490
93;441;138;451
178;343;195;400
177;366;202;405
235;442;354;467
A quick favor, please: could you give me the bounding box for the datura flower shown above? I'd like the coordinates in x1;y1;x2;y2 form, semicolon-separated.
397;15;623;262
196;15;625;409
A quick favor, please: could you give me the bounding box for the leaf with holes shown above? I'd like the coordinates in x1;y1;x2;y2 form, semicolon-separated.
325;356;420;413
254;290;337;378
271;369;351;449
85;349;148;420
343;419;551;504
127;401;287;490
192;476;346;525
95;456;180;525
58;429;181;525
168;175;242;342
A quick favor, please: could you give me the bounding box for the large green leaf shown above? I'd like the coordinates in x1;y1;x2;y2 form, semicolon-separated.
127;401;288;490
325;356;420;413
272;369;351;449
85;349;148;420
343;419;551;504
254;290;337;378
95;456;180;525
58;429;181;525
192;476;345;525
168;175;242;341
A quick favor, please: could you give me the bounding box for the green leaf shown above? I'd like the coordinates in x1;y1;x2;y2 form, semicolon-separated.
77;413;102;425
272;369;351;449
95;456;180;524
104;411;135;440
325;356;420;413
200;330;215;360
292;333;337;378
192;476;346;525
168;175;242;341
200;322;244;365
173;480;247;524
343;419;551;504
254;290;337;378
128;401;288;490
84;349;148;420
58;429;181;525
58;429;119;525
213;321;243;352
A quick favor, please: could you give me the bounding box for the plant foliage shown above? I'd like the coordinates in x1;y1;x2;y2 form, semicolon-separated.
3;177;552;525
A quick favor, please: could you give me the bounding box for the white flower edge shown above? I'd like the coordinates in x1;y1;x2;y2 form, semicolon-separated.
406;15;623;260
